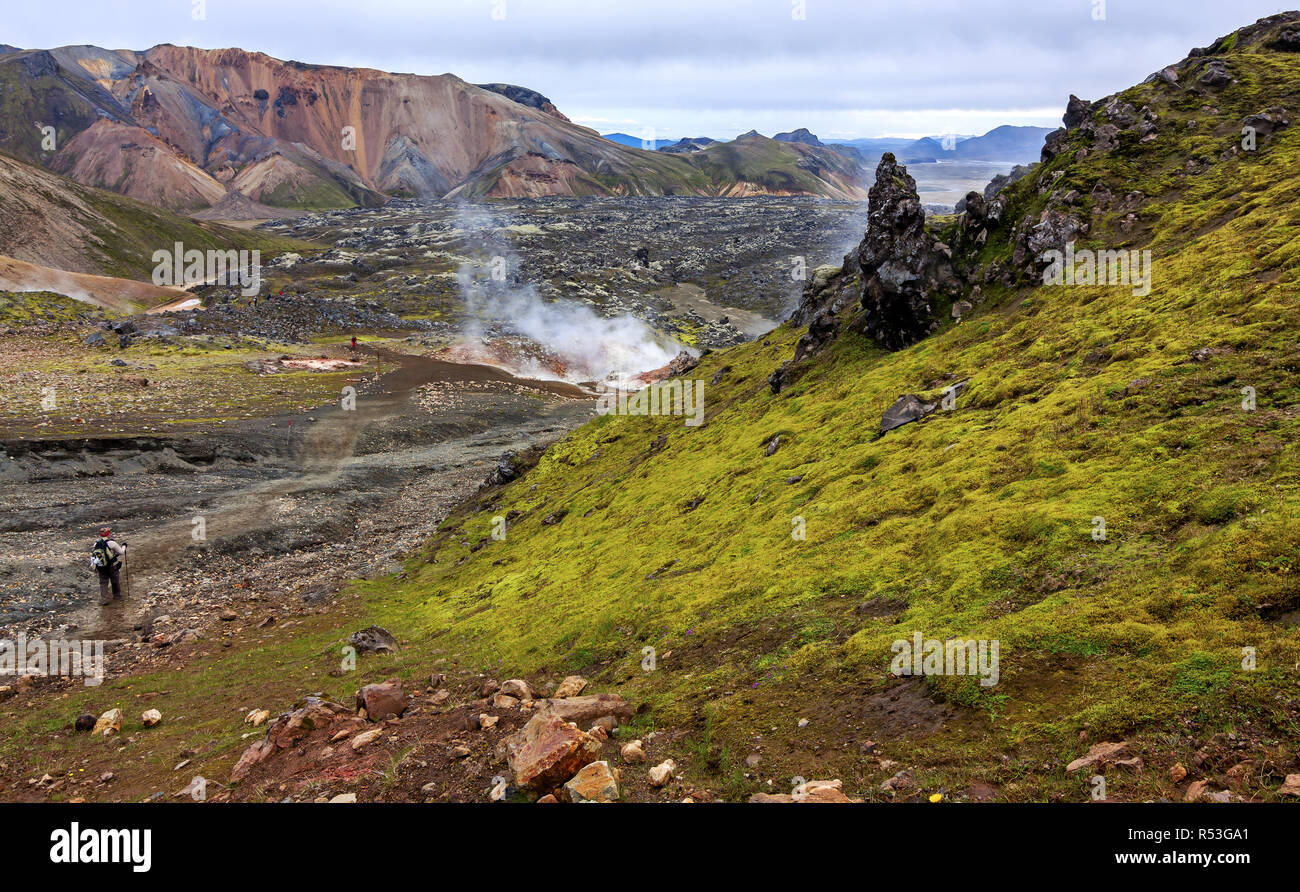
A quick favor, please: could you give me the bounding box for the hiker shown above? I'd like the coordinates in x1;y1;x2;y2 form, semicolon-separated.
350;335;358;350
90;527;126;606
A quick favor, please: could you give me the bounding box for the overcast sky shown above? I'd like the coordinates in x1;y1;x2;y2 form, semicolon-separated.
5;0;1290;138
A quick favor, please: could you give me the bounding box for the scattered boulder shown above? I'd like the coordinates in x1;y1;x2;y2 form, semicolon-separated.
350;728;384;750
1145;66;1180;87
1066;741;1129;772
355;678;408;721
553;675;588;699
879;394;937;435
1278;774;1300;797
1063;94;1092;129
881;770;916;795
666;351;700;378
484;451;521;486
620;740;646;763
1242;107;1290;144
507;714;604;792
648;759;676;787
586;716;615;736
92;708;123;736
499;679;536;700
1273;28;1300;52
768;362;793;394
245;708;271;727
563;760;620;803
1169;762;1188;784
799;779;853;802
232;696;351;781
793;311;837;361
534;693;635;726
349;626;399;654
1197;59;1233;88
141;709;162;728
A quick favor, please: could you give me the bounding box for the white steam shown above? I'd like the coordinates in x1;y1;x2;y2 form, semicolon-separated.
451;203;685;383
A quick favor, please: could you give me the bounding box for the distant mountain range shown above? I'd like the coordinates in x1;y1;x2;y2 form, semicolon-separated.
826;125;1053;164
611;124;1051;168
602;132;678;150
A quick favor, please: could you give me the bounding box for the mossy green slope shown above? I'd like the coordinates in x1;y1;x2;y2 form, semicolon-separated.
363;17;1300;798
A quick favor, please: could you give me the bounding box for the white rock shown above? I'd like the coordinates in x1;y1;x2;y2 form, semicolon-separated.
648;759;677;787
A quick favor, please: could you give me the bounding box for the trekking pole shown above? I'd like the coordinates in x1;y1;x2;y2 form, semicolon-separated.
123;544;130;600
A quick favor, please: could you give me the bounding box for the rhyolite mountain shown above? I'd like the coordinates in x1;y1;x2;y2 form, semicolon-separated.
0;45;869;213
0;148;303;281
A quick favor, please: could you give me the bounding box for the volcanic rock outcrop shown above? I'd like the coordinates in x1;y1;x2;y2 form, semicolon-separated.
854;154;957;350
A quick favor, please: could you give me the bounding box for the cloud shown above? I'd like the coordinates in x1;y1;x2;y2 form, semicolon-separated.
5;0;1286;137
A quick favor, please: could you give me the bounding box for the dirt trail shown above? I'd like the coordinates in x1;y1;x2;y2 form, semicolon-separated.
0;348;594;643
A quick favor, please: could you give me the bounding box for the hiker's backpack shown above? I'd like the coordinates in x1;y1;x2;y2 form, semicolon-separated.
90;539;116;572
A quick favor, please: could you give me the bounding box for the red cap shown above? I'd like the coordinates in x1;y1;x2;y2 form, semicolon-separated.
99;527;111;537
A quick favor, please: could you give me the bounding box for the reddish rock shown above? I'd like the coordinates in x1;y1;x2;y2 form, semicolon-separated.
355;679;408;721
231;697;350;782
231;739;274;782
507;714;604;792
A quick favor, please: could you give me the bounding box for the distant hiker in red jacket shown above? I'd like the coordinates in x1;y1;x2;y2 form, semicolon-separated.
90;527;126;606
350;335;358;351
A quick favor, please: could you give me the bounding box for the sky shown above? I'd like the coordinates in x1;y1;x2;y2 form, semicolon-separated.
5;0;1292;139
